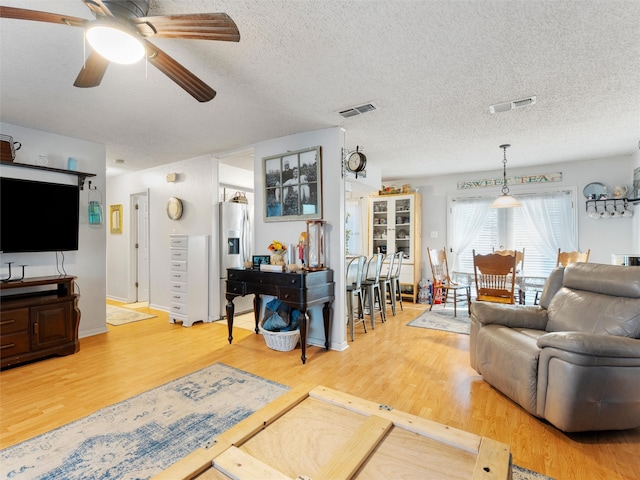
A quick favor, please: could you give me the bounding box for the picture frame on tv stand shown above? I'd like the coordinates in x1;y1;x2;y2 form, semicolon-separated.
253;255;271;268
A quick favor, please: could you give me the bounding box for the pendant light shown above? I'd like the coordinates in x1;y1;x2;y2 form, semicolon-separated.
490;144;522;208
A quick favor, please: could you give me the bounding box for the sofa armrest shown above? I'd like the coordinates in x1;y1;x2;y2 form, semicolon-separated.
537;332;640;358
470;302;548;329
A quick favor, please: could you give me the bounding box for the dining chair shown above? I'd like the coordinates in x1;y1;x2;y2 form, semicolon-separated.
556;248;590;267
533;248;591;305
493;248;525;303
532;248;591;305
345;255;367;341
390;251;404;312
473;250;518;304
362;253;386;328
426;247;471;317
381;252;397;316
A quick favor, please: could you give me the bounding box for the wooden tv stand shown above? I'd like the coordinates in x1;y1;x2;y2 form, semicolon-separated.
0;275;80;369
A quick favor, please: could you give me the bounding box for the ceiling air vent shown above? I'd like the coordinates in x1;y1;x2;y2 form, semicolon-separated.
338;102;378;118
489;96;537;114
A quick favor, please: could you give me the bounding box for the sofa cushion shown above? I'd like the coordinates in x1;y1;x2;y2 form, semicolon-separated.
563;263;640;298
476;324;541;415
538;267;564;309
546;288;640;338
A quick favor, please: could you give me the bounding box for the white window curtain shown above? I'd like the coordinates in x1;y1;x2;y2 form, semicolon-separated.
449;189;576;277
449;197;492;271
515;191;576;275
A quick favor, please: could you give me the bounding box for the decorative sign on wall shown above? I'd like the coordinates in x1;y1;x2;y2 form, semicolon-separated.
110;204;123;234
457;172;562;190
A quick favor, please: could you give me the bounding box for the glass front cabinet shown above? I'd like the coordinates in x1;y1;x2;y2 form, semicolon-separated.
368;192;422;302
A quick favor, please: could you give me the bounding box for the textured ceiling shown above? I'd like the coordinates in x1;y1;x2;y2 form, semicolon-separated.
1;0;639;179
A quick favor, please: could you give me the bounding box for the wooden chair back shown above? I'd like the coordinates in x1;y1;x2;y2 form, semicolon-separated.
493;248;525;272
556;249;590;267
427;247;453;285
473;250;518;304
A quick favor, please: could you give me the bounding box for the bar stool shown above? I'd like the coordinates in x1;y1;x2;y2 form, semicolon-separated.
362;253;386;328
381;252;397;316
390;251;404;312
346;256;367;341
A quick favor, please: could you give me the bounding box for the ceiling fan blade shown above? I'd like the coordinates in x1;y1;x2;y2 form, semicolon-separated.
74;50;110;88
80;0;114;18
145;40;216;102
0;6;88;27
132;13;240;41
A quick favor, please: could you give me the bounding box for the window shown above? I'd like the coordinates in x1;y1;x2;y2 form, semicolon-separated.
448;189;577;277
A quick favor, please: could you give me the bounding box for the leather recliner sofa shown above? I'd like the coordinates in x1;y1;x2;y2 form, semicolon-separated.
470;262;640;432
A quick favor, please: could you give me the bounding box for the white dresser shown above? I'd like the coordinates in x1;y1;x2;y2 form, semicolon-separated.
169;235;209;327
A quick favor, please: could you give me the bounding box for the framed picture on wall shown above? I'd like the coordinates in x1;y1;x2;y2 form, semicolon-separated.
633;167;640;199
110;204;123;234
263;146;322;222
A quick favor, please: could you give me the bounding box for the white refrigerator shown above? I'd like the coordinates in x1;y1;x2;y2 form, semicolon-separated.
219;201;254;318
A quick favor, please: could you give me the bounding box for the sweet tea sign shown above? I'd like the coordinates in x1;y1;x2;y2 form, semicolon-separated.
457;172;562;190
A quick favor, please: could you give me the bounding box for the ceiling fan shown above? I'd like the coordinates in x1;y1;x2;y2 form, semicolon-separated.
0;0;240;102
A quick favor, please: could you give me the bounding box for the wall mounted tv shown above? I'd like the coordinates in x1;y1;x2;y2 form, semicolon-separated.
0;177;80;253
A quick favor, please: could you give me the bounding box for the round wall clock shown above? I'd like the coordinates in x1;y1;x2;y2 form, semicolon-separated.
347;150;367;173
166;197;183;220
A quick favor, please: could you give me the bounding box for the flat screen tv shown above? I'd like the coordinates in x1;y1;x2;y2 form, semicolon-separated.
0;177;80;253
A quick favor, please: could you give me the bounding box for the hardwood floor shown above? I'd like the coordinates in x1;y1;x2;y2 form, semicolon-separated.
1;300;638;479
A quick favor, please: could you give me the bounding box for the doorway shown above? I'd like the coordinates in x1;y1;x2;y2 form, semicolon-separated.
129;190;149;303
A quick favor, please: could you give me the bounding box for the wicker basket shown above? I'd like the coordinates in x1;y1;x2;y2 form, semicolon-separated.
259;324;300;352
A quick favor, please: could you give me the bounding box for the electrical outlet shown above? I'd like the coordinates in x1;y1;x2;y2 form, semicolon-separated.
430;231;438;238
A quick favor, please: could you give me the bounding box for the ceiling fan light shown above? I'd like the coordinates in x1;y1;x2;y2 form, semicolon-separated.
86;25;145;64
490;194;522;208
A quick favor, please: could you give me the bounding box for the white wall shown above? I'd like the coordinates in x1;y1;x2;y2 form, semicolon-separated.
632;148;640;246
106;155;216;314
106;127;348;351
0;122;107;338
391;153;637;279
252;127;347;351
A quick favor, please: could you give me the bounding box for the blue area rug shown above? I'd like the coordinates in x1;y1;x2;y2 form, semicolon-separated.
513;464;554;480
0;363;288;480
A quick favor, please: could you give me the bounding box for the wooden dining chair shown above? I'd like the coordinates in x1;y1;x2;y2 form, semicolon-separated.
556;248;590;267
473;250;518;304
533;248;590;305
493;248;524;272
346;256;367;341
493;248;525;303
426;247;471;317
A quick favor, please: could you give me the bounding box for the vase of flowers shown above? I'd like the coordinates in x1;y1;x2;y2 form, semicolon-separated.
268;240;287;266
